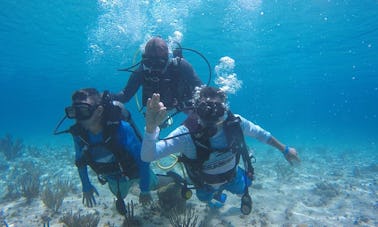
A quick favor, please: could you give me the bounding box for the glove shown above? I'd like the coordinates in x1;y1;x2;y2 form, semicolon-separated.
139;191;153;205
82;186;99;207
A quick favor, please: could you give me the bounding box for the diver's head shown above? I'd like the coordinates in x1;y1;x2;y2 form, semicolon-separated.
194;86;227;130
142;37;169;73
65;88;104;130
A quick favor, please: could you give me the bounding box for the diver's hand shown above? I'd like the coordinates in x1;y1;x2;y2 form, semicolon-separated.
284;147;300;165
145;93;167;133
82;186;99;207
139;191;153;205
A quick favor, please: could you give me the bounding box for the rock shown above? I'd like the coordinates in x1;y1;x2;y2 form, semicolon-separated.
157;182;186;215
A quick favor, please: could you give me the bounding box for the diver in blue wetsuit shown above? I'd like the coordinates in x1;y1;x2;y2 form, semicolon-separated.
64;88;158;215
141;86;300;214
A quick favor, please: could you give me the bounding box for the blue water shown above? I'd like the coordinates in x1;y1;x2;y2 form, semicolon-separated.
0;1;378;226
1;0;377;148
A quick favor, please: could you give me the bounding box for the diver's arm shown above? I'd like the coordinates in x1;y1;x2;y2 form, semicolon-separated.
141;93;192;161
141;125;192;162
266;136;285;153
113;71;143;103
266;136;300;165
239;115;300;164
238;114;272;143
77;167;92;192
239;114;285;150
73;138;93;192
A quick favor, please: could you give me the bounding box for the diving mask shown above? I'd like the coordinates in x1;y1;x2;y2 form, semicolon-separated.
65;103;98;121
196;100;226;123
142;55;168;72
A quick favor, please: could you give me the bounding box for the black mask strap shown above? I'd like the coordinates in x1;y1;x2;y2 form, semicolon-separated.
53;115;71;135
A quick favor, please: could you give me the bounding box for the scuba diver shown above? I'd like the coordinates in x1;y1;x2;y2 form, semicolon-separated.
54;88;165;216
113;36;203;114
140;86;300;214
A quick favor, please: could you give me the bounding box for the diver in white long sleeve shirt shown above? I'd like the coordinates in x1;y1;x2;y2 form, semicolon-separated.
141;86;300;214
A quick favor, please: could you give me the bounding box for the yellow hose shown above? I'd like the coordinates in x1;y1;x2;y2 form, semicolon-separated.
156;154;179;170
179;162;187;179
131;48;143;112
155;154;188;184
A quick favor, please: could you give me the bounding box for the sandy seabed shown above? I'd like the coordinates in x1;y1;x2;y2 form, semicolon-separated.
0;142;377;227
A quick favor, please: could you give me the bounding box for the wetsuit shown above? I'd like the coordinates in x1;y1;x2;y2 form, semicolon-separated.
141;114;271;201
114;58;202;110
74;121;154;197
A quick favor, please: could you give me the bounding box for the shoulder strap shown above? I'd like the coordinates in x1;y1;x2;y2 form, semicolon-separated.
103;123;139;179
224;111;254;179
71;124;96;169
183;114;212;163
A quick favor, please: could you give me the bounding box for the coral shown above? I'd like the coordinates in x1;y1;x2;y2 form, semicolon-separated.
140;201;164;224
3;159;43;201
41;186;64;212
303;181;341;207
167;205;201;227
41;214;51;227
41;178;75;212
4;182;20;201
312;181;340;198
1;210;9;227
17;173;40;202
122;200;142;227
157;182;187;215
60;210;100;227
0;134;24;160
55;178;76;196
25;145;44;158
